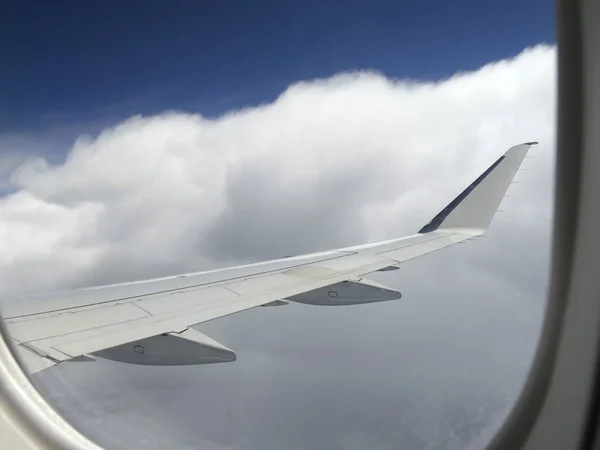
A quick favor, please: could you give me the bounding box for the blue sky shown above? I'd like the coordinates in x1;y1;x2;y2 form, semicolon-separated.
2;0;553;136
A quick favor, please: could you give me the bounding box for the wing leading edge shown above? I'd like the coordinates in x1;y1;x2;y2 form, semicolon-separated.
3;142;536;374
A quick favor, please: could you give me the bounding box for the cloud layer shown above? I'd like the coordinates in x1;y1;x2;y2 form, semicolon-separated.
2;44;556;449
1;44;554;293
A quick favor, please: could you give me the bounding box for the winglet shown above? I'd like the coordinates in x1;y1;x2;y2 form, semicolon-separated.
418;142;537;235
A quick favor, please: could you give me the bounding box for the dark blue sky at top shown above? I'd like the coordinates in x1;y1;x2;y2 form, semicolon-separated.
1;0;554;135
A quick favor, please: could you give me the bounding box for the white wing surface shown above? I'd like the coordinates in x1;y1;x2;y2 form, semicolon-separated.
2;143;535;374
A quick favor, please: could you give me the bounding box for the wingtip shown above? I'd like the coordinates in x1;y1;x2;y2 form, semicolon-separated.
418;142;533;235
522;141;539;146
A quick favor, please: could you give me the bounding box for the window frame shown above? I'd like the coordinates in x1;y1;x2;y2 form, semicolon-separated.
0;1;596;448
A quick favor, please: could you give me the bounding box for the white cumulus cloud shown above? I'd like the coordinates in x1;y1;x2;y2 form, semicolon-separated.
0;44;555;296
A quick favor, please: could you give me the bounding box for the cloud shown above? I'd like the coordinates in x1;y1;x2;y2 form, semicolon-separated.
1;44;555;294
3;44;555;449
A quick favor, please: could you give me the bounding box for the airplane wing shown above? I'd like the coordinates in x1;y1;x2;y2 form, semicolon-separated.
1;143;535;374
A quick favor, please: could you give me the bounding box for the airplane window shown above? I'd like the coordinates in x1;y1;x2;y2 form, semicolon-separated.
0;1;555;449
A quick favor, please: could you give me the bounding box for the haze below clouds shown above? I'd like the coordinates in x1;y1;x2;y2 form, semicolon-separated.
2;44;555;449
